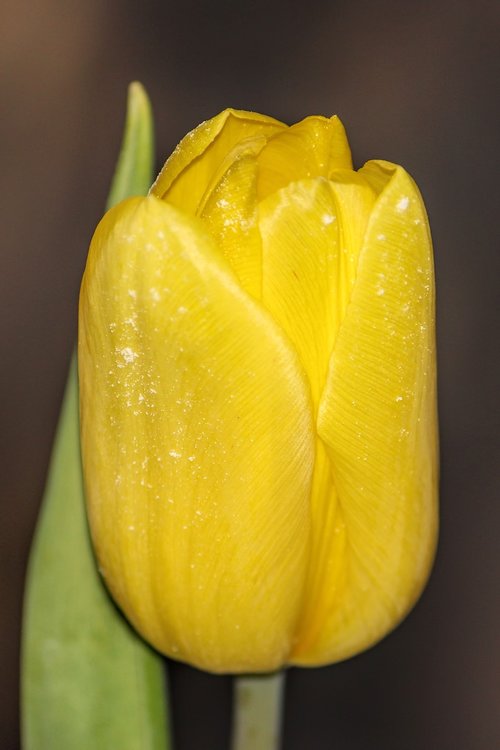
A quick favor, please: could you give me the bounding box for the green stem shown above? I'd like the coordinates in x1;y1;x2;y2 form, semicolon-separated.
231;671;286;750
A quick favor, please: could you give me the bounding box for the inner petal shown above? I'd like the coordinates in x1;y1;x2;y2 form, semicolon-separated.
151;109;284;213
257;115;353;201
259;173;376;407
197;136;267;300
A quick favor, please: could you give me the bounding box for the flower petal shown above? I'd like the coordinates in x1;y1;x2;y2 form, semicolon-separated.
291;162;438;665
198;135;266;299
259;173;376;406
79;196;314;673
151;109;284;213
257;116;352;200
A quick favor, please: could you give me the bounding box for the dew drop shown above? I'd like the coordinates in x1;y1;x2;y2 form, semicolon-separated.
120;347;138;364
322;212;335;225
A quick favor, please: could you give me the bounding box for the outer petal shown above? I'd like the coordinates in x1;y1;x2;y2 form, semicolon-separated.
257;116;353;200
79;196;314;673
151;109;284;213
291;162;438;664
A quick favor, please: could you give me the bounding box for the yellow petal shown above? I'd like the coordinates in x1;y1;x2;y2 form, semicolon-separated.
291;162;438;665
79;196;314;673
259;173;376;406
151;109;284;213
198;135;266;299
257;115;353;200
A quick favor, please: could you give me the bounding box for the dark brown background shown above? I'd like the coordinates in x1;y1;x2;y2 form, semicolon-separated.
1;1;499;748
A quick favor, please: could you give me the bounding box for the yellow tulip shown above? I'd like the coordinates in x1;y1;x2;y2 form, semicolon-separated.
78;109;438;673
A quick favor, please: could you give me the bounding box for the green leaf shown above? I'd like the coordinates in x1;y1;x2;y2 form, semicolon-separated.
22;84;171;750
107;82;155;210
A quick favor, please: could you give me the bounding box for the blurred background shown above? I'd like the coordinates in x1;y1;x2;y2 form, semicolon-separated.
1;0;499;748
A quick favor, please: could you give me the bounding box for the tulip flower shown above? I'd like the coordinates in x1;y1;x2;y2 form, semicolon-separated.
78;109;438;674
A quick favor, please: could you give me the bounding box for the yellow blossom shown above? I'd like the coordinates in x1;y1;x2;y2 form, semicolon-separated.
78;109;438;673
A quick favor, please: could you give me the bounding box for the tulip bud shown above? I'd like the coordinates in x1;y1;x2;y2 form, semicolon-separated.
79;109;438;673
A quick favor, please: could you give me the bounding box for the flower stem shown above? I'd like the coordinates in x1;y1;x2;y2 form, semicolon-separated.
231;671;285;750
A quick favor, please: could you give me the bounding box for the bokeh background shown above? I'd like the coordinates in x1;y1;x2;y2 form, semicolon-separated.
1;0;499;748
